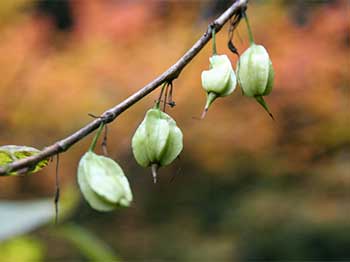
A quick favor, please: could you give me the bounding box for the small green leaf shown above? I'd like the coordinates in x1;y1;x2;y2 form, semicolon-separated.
0;145;48;176
0;151;13;166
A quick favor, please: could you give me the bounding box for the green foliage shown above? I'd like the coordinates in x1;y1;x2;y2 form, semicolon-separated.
0;236;45;262
0;145;48;175
55;223;119;262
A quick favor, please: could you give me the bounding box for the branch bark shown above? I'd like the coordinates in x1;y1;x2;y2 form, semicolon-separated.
0;0;248;175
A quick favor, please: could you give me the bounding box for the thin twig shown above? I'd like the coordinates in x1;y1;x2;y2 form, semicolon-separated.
102;125;108;156
163;83;169;112
0;0;248;176
168;82;176;107
54;154;60;224
156;82;166;108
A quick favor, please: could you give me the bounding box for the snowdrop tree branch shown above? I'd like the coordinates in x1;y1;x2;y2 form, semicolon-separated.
0;0;248;175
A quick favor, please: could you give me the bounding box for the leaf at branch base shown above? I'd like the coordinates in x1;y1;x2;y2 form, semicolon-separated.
0;145;48;176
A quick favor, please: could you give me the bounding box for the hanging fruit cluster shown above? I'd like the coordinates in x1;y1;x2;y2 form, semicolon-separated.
0;11;275;214
201;13;275;119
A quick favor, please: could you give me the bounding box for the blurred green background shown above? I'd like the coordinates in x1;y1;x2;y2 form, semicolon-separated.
0;0;349;261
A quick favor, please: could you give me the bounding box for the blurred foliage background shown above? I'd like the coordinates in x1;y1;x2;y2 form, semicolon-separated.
0;0;349;261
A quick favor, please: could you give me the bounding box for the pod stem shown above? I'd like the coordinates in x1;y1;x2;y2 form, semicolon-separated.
201;92;217;119
155;82;167;109
243;12;255;45
255;96;274;120
89;122;105;151
151;163;159;184
212;27;217;55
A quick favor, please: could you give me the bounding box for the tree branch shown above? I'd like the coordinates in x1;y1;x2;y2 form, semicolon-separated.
0;0;248;176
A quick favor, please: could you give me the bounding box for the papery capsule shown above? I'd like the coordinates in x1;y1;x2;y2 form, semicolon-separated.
201;54;236;118
77;151;132;211
132;108;183;183
237;44;275;118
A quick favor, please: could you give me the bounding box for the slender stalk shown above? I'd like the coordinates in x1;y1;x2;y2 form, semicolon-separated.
155;82;167;109
89;123;105;151
54;154;60;224
201;92;217;119
163;83;169;112
244;12;255;44
255;96;274;120
212;28;217;55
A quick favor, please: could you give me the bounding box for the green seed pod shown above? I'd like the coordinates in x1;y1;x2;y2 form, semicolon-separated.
132;108;183;183
201;54;237;118
237;44;275;118
77;151;132;211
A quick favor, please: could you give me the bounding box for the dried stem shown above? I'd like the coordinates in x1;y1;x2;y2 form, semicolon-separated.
54;154;60;224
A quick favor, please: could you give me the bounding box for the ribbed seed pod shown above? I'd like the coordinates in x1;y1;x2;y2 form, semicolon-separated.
132;108;183;183
77;151;133;211
237;44;275;118
201;54;237;118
